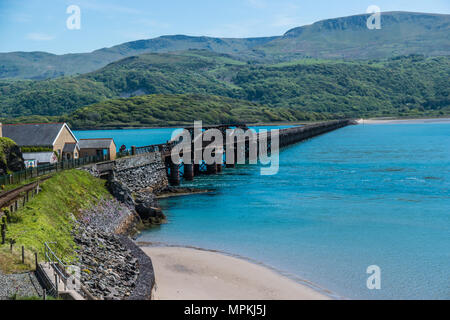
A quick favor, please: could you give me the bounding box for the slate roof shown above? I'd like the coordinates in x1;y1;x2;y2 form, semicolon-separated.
63;142;79;153
79;139;115;149
2;123;66;147
22;152;58;164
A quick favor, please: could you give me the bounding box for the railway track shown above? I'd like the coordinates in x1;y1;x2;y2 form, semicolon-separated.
0;177;51;216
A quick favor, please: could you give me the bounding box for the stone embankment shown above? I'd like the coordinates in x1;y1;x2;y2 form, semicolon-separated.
87;151;169;225
74;223;139;300
75;151;168;300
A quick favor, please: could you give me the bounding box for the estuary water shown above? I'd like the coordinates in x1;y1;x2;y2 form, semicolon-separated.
75;123;450;299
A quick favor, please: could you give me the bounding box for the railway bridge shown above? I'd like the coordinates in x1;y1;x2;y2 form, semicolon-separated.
144;119;356;185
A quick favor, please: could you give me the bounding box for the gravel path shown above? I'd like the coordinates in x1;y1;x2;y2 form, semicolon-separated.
0;271;42;300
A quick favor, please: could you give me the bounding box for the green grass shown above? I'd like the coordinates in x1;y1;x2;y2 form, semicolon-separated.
0;170;112;265
1;173;54;192
0;246;34;273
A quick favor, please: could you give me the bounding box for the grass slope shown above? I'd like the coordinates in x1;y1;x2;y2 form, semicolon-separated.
1;170;111;267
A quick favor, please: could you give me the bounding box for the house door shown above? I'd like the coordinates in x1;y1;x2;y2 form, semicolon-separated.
96;149;103;159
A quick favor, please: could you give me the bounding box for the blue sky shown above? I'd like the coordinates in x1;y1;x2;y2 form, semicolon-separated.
0;0;449;54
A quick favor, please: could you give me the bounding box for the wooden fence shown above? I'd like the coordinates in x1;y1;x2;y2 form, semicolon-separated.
0;154;109;187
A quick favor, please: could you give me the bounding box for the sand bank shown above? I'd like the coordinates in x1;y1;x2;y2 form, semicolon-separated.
141;246;330;300
356;118;450;124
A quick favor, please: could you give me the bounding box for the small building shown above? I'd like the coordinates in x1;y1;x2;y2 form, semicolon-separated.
22;152;58;166
24;159;37;168
62;142;80;161
1;123;80;163
79;138;116;161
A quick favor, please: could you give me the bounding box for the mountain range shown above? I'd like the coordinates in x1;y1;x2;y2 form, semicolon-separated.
0;11;449;80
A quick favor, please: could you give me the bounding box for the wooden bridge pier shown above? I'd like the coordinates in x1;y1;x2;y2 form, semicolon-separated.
194;163;201;175
206;163;218;175
168;159;181;186
184;163;194;181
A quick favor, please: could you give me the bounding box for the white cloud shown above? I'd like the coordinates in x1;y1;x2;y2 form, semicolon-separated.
26;33;55;41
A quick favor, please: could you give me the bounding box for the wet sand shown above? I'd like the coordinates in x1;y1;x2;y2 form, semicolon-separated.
356;118;450;124
142;246;330;300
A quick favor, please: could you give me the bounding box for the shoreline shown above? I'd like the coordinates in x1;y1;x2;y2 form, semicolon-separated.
156;187;212;199
139;244;337;300
72;116;450;131
356;117;450;124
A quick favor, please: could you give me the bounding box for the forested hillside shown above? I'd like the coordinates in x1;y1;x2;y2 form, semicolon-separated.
0;51;448;122
66;94;314;129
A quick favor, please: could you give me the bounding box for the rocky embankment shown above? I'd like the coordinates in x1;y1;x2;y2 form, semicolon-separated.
73;197;145;300
106;174;167;226
74;223;138;300
74;152;182;300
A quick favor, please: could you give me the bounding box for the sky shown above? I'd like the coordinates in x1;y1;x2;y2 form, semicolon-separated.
0;0;449;54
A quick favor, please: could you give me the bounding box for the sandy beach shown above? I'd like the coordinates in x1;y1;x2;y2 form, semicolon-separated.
356;118;450;124
141;246;330;300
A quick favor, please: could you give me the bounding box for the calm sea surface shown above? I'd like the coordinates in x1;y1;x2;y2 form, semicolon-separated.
75;124;450;299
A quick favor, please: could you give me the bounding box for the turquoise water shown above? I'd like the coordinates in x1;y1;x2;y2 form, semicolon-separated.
73;128;181;151
76;124;450;299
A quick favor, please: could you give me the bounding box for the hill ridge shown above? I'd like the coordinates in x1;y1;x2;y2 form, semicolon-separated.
0;11;448;79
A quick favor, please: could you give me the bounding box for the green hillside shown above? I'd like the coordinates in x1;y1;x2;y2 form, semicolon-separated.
0;12;448;80
0;51;448;122
65;94;312;129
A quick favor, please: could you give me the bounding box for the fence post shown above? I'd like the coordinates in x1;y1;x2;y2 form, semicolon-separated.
1;223;5;245
131;146;136;156
35;252;38;270
54;274;59;298
22;246;25;263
